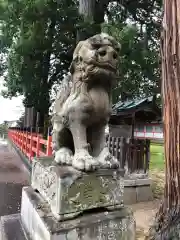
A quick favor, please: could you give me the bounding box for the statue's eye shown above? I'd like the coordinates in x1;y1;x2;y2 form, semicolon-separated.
113;52;118;59
115;47;120;53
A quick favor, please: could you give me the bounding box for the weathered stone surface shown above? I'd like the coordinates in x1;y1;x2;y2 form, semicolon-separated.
136;185;153;202
124;178;151;187
20;186;135;240
124;172;149;180
123;187;137;204
123;178;153;204
51;33;121;171
31;157;124;220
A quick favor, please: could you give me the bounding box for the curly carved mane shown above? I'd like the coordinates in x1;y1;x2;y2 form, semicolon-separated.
53;33;120;115
53;74;72;113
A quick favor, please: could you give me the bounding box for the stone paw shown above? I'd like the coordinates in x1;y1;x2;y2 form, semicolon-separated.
97;147;120;169
72;150;99;171
54;147;73;165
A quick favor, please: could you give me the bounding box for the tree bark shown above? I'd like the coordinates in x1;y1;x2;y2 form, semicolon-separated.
77;0;108;42
79;0;95;18
149;0;180;238
161;0;180;211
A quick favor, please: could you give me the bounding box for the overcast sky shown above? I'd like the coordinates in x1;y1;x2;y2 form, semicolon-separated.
0;77;24;124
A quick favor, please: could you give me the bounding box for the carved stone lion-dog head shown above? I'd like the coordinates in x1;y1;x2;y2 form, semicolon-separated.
69;33;121;83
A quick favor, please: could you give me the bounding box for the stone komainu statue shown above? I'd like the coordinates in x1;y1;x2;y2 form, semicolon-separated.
52;33;120;171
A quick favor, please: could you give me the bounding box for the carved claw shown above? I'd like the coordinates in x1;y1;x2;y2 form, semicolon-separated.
97;147;120;169
54;147;73;165
72;150;99;171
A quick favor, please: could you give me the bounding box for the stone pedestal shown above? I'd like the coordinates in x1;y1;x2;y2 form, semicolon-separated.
31;157;124;220
19;186;135;240
124;174;153;204
0;186;135;240
0;157;136;240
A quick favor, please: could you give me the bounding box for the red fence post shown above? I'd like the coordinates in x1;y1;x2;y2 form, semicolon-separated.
36;128;40;157
18;130;20;148
14;130;16;145
20;130;23;152
18;130;20;147
46;127;52;156
21;130;24;153
23;130;25;153
25;130;28;157
21;130;23;152
30;128;33;161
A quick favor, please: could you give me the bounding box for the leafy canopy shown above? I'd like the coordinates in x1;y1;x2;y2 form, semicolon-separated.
0;0;162;113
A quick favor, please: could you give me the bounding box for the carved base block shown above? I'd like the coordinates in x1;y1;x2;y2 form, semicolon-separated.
16;186;135;240
31;157;124;220
0;187;136;240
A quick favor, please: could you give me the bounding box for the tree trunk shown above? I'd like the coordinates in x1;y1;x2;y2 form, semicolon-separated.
77;0;108;42
149;0;180;238
34;16;56;132
79;0;95;18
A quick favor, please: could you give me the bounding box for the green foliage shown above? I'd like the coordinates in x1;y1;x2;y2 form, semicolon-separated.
103;1;161;102
150;143;164;171
0;0;78;112
0;0;162;121
0;121;8;136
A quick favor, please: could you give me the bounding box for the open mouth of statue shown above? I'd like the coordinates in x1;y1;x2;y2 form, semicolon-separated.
96;62;116;72
84;59;116;73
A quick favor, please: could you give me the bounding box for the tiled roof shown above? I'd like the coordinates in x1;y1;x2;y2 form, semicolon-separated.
112;96;154;112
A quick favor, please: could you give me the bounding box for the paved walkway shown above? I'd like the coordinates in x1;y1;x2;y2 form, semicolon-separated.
0;139;29;217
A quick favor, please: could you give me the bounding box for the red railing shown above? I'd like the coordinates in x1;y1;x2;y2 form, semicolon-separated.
8;129;151;174
8;129;52;161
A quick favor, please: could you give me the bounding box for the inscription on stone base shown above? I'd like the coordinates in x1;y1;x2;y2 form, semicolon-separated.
20;186;135;240
31;157;124;220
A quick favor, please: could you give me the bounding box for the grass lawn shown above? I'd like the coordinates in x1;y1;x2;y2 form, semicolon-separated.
150;142;165;171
